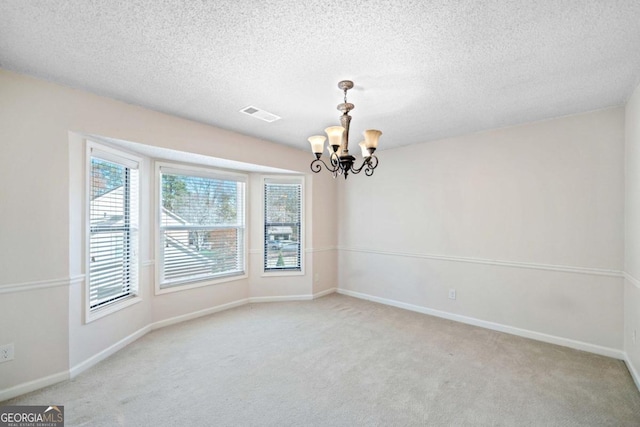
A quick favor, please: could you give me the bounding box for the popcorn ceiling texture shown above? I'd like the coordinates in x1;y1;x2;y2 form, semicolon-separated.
1;0;639;150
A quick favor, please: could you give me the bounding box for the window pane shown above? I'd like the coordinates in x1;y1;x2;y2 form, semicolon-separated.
162;228;243;283
160;170;246;288
264;181;302;271
89;156;138;309
162;174;242;227
89;231;131;306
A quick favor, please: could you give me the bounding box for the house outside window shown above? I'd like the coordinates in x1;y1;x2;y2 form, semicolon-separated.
264;177;303;273
157;164;247;291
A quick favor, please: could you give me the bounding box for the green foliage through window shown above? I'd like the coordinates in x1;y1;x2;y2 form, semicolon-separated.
159;169;246;288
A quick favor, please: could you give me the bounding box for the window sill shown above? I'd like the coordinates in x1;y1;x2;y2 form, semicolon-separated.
261;270;305;278
155;273;248;295
85;295;142;324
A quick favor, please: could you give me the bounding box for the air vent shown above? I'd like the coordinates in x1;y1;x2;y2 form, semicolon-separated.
240;105;281;123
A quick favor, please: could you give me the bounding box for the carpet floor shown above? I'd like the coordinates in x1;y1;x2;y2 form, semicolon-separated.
4;294;640;426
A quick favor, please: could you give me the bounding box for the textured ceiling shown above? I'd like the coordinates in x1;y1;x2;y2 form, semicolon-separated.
1;1;640;152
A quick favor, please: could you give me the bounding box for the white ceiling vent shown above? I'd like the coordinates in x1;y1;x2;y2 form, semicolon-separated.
240;105;281;123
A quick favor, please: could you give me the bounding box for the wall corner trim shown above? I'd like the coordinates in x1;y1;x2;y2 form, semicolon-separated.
624;272;640;289
624;353;640;392
336;288;624;360
313;287;337;299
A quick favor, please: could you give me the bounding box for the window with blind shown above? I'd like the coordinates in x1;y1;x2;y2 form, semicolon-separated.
158;165;247;289
88;149;139;311
264;178;303;272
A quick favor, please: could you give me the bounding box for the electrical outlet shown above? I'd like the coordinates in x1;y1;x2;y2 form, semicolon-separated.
634;330;637;344
314;272;320;283
448;289;456;300
0;343;14;363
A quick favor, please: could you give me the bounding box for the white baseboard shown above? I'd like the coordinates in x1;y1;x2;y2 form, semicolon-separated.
337;288;625;360
313;287;337;299
624;354;640;391
151;298;250;330
0;370;69;403
1;298;250;401
72;298;252;379
8;286;624;403
248;287;337;303
249;295;313;303
69;325;152;379
2;293;334;401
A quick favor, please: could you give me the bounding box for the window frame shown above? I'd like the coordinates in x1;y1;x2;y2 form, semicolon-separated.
262;175;305;277
85;141;142;323
155;161;248;295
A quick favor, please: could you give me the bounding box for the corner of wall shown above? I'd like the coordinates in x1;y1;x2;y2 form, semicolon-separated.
624;81;640;391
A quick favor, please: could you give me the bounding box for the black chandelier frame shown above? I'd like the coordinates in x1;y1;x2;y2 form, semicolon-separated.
308;80;380;179
310;150;378;179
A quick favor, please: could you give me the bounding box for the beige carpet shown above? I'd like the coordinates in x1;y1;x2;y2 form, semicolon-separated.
4;294;640;426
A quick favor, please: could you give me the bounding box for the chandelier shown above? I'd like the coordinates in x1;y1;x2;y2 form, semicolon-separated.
308;80;382;179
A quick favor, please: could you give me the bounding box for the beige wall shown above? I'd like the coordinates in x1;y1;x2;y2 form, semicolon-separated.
625;82;640;382
338;108;625;352
1;64;634;398
0;69;338;396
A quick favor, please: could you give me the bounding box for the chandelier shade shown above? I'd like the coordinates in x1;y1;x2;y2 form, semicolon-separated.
363;129;382;150
324;126;345;152
308;135;326;156
358;141;369;158
308;80;381;179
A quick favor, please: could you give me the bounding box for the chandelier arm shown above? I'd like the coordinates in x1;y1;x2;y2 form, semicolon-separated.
349;154;379;175
310;157;339;174
368;155;379;169
363;155;379;176
348;161;366;174
330;154;340;169
333;156;341;178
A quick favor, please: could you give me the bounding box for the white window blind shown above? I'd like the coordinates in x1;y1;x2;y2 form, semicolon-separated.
159;167;246;288
89;154;139;310
264;179;302;271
